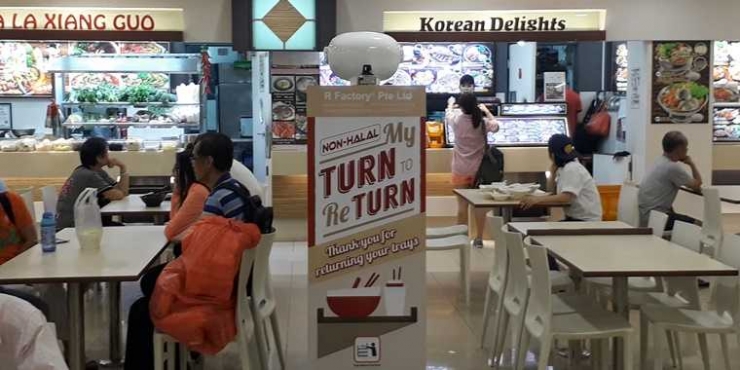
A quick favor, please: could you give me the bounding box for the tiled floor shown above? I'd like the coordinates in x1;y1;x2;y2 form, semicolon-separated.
80;229;740;369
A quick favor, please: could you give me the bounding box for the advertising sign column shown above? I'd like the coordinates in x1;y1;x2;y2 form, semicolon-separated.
307;86;426;369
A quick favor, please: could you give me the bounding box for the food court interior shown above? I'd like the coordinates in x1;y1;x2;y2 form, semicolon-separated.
4;0;740;369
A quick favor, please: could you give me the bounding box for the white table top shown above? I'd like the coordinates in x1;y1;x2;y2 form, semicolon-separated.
0;226;167;284
454;189;567;208
509;221;632;235
530;234;738;278
101;194;171;216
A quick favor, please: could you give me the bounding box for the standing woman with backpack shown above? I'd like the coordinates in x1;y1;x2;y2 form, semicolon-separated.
446;93;500;248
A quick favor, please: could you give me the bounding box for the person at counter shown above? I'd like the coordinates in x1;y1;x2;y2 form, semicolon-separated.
459;74;475;93
56;137;130;229
447;93;500;248
638;131;702;229
520;134;602;222
164;145;209;241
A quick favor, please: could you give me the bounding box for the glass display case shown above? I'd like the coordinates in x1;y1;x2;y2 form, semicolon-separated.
320;42;495;94
445;102;569;147
48;54;204;140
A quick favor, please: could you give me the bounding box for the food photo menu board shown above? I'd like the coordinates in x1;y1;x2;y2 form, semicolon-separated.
0;41;169;97
651;41;711;124
307;86;426;369
271;73;319;145
320;42;494;94
713;41;740;104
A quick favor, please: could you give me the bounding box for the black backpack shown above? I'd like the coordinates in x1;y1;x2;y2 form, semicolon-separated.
474;123;505;187
213;180;274;234
0;192;16;225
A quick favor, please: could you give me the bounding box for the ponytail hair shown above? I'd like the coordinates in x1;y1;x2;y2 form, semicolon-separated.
458;93;483;129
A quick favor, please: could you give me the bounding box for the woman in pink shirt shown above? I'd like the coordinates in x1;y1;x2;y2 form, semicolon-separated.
446;93;499;247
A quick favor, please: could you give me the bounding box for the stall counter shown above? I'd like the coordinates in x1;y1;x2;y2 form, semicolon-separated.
0;151;176;178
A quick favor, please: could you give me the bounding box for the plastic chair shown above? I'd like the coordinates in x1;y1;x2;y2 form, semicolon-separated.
480;214;507;348
250;231;286;370
640;232;740;370
426;224;469;239
153;240;261;370
518;241;633;370
427;234;471;305
489;231;531;369
701;187;723;258
617;182;640;227
41;185;59;215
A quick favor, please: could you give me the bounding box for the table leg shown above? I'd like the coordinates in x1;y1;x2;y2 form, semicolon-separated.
467;204;475;239
97;282;122;367
502;207;513;224
612;276;629;370
67;283;85;370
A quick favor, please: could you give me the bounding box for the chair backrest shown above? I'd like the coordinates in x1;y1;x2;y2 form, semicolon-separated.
701;187;723;256
712;233;740;326
486;213;507;289
234;238;259;366
617;182;640;227
522;240;552;339
18;189;35;224
41;186;58;215
648;210;669;237
251;231;277;307
502;231;529;316
671;221;702;253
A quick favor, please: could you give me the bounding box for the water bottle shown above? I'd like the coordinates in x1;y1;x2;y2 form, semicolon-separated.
41;212;56;253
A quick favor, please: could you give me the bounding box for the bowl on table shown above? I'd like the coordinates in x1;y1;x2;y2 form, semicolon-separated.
140;191;167;207
489;190;511;201
11;129;35;138
326;288;381;318
505;186;537;200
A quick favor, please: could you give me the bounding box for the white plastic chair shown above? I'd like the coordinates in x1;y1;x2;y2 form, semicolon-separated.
640;232;740;370
153;240;262;370
41;185;59;215
701;187;723;258
426;224;468;239
250;231;286;370
617;182;640;227
489;231;531;369
518;242;633;370
427;234;470;305
480;214;507;348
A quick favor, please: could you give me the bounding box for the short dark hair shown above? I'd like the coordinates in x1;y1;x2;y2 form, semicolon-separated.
460;74;475;86
79;137;108;168
662;131;688;153
194;133;233;172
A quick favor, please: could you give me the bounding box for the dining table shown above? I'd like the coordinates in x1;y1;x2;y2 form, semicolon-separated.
101;194;171;225
529;231;739;370
453;188;569;232
0;226;168;370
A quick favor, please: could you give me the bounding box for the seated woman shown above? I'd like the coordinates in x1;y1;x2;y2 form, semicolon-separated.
165;147;209;241
124;147;208;370
520;134;602;222
0;179;48;316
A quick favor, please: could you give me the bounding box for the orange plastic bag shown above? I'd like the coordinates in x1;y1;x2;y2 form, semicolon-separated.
150;217;261;354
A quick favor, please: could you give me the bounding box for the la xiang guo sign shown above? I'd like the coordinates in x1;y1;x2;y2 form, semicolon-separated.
0;8;184;32
384;10;606;33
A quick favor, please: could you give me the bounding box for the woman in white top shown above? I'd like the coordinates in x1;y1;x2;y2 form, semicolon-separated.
520;134;602;221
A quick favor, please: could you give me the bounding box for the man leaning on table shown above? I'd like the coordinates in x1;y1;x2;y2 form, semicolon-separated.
56;137;130;229
638;131;702;230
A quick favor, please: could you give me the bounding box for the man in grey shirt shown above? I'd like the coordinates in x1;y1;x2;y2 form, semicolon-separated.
638;131;703;228
56;138;130;229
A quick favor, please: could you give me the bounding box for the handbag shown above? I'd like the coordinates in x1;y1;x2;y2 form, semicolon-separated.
474;121;504;187
584;95;611;138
